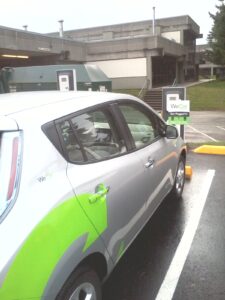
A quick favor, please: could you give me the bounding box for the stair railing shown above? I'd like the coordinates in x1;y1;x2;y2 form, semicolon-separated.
138;78;149;99
172;77;177;86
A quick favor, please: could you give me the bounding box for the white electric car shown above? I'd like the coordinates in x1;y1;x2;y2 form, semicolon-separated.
0;91;186;300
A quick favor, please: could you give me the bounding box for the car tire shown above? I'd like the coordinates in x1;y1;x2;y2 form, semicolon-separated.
170;156;185;200
56;266;102;300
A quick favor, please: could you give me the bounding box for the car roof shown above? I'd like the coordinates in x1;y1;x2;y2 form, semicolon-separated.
0;91;140;128
0;91;120;115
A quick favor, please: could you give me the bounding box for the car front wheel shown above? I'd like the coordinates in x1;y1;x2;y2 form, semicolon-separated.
170;156;185;200
56;266;102;300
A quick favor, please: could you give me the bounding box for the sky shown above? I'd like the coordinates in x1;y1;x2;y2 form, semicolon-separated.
0;0;219;44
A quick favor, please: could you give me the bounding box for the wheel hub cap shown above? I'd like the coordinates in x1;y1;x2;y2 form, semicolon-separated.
69;282;96;300
176;161;185;195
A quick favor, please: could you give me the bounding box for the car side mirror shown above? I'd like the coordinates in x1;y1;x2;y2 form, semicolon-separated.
165;125;178;139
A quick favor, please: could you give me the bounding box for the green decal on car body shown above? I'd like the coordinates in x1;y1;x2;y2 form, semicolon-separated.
0;188;108;300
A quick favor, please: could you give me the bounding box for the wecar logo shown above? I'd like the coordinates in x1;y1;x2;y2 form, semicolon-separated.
167;100;190;113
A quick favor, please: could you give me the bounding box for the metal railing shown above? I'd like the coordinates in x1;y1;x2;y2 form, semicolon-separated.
138;78;149;99
172;77;177;86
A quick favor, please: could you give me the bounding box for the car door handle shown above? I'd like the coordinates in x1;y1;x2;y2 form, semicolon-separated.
145;158;155;168
89;184;110;204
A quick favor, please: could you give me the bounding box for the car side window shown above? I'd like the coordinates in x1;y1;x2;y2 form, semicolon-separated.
58;109;126;163
155;116;167;136
58;120;84;162
119;104;160;149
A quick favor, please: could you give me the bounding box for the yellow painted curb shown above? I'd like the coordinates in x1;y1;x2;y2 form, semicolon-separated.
193;145;225;155
185;165;192;180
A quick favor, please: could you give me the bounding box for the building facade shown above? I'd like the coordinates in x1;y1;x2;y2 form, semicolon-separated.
54;16;201;89
0;15;202;90
197;44;225;79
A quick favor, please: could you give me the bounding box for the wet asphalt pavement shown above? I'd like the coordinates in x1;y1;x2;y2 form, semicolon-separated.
103;152;225;300
185;111;225;143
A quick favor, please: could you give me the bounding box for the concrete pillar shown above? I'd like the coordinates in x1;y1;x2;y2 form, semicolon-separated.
180;30;184;45
177;61;185;84
176;61;179;84
146;52;153;89
211;66;214;77
176;56;185;84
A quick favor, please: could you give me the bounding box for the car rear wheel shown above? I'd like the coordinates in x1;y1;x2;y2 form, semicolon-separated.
170;156;185;200
56;266;102;300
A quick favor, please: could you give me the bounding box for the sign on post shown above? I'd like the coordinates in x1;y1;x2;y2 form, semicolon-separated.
166;99;190;125
162;87;190;139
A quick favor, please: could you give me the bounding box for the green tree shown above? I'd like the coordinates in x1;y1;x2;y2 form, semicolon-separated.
208;0;225;65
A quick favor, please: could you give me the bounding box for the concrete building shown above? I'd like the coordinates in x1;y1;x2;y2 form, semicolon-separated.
0;15;202;90
197;44;225;78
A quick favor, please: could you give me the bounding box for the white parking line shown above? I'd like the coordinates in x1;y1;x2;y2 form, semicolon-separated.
187;125;218;142
216;126;225;131
155;169;215;300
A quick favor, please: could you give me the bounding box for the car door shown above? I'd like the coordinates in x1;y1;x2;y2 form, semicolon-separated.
56;104;148;263
117;101;179;217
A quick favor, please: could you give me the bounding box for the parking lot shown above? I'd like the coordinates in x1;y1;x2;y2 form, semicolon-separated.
103;111;225;300
185;111;225;143
103;152;225;300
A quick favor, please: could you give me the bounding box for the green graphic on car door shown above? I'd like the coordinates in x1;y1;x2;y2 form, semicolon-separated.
0;187;108;300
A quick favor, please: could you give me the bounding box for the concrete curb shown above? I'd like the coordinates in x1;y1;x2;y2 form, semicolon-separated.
193;145;225;155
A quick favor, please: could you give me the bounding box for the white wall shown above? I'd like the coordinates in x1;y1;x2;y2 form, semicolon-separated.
88;58;147;78
162;31;181;44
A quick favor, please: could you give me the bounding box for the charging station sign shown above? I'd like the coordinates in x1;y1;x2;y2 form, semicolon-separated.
166;99;190;125
162;87;190;126
162;87;190;140
57;69;77;91
166;100;190;115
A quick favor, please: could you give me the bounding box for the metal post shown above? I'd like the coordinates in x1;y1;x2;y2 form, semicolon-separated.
58;20;64;38
152;6;156;35
146;51;153;89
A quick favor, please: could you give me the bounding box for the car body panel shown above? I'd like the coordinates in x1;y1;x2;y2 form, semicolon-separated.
135;138;179;208
67;150;148;264
42;235;112;300
0;116;18;131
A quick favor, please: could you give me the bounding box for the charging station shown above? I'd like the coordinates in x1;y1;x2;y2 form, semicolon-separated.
162;87;190;139
57;69;77;91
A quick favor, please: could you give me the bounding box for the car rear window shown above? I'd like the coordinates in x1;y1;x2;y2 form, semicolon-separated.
56;108;127;163
0;131;22;222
